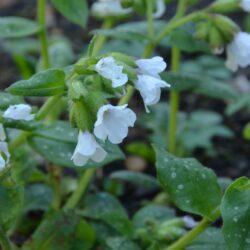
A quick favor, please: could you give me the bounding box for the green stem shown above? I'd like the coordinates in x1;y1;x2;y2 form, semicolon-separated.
167;217;211;250
156;11;207;43
146;0;154;38
168;47;180;154
36;95;63;121
37;0;50;69
0;227;12;250
64;169;96;210
91;19;113;57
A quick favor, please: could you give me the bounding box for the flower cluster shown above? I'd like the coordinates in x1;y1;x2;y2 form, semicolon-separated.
71;56;170;167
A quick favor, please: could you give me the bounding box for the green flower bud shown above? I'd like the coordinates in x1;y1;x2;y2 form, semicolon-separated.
194;22;210;40
70;100;93;131
74;57;98;75
121;0;134;8
68;80;88;101
209;0;240;13
209;26;224;51
212;14;240;42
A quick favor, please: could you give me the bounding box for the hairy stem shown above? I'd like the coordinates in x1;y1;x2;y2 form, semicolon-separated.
168;47;180;153
37;0;50;69
91;18;113;57
166;208;221;250
64;169;96;210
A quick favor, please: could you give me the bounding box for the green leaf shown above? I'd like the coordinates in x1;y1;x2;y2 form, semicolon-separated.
110;171;159;191
168;26;209;52
93;21;167;43
154;145;222;218
23;184;53;212
226;94;250;116
51;0;88;27
0;17;40;38
0;93;24;110
106;237;141;250
7;69;66;96
132;204;175;229
187;228;227;250
29;121;124;168
0;183;23;230
221;177;250;250
80;192;133;237
24;211;95;250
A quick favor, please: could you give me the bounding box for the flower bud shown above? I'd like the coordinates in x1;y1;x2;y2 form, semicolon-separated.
74;57;97;75
209;0;239;13
68;80;88;101
213;14;239;42
209;26;224;52
121;0;134;8
70;100;93;131
194;22;210;40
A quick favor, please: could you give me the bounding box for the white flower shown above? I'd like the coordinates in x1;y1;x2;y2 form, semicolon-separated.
135;75;169;109
3;104;35;121
0;142;10;171
71;131;107;167
94;104;136;144
91;0;132;18
136;56;167;78
134;56;170;111
153;0;166;19
0;124;6;141
182;216;197;229
95;57;128;88
241;0;250;12
226;32;250;72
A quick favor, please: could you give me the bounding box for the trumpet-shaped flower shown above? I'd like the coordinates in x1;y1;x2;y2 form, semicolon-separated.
226;32;250;71
91;0;132;18
135;56;170;111
0;124;6;141
0;142;10;171
3;104;35;121
94;104;136;144
241;0;250;12
95;57;128;88
136;56;167;78
72;131;107;167
135;75;169;108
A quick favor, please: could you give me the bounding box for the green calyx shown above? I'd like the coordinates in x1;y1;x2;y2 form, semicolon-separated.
74;57;98;75
209;0;240;13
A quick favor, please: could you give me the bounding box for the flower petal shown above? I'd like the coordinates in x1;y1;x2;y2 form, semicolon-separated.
3;104;34;121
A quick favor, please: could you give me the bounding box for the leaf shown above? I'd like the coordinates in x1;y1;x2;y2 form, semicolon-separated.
132;204;175;229
29;121;124;168
24;211;95;250
0;17;40;38
110;171;159;191
154;145;222;219
7;69;66;96
0;93;24;110
106;237;141;250
221;177;250;250
23;184;53;212
80;192;133;237
187;227;227;250
51;0;88;27
226;94;250;116
168;26;209;52
243;123;250;140
0;183;23;230
93;21;167;43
